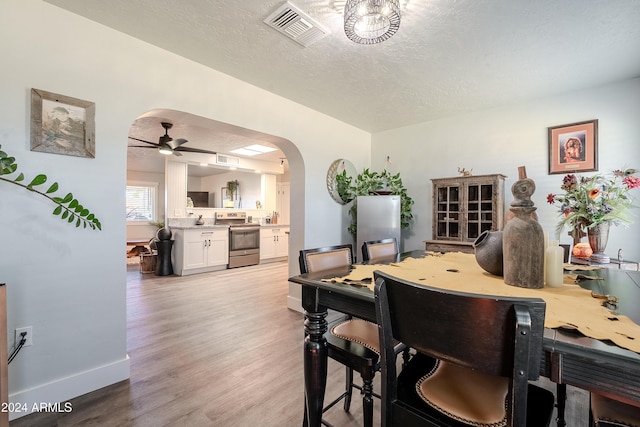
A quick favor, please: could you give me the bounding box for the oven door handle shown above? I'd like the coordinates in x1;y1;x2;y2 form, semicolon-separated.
230;226;260;233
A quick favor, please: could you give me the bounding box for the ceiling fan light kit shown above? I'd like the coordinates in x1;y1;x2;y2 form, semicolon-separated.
128;121;217;157
344;0;401;44
158;144;173;155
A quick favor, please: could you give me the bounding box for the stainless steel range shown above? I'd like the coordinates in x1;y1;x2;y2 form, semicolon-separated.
215;211;260;268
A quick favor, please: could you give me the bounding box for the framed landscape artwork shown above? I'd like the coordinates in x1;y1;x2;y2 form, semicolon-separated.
548;119;598;174
30;88;95;158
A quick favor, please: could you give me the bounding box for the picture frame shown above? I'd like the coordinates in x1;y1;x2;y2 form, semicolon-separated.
30;88;95;158
548;119;598;174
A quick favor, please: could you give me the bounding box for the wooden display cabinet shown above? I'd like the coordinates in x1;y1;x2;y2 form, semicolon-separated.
426;174;506;253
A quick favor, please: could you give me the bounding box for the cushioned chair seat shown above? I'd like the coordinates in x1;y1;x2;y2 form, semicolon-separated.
397;353;555;427
331;318;381;353
591;393;640;427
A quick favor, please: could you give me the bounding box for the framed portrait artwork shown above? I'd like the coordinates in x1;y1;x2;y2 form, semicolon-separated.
30;88;95;158
548;119;598;174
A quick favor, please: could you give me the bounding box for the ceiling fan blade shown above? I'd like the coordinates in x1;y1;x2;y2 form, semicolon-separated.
129;145;159;149
172;150;183;157
174;146;218;155
128;136;159;147
168;138;188;150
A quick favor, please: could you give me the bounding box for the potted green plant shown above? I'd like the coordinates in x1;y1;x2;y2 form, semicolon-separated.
226;180;238;200
338;168;414;235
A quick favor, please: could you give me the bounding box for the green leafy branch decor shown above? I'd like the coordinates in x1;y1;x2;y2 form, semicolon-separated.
338;168;414;235
0;145;102;230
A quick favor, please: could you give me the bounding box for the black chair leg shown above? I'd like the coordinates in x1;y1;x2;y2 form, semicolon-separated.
362;377;374;427
343;367;353;411
556;383;567;427
302;401;308;427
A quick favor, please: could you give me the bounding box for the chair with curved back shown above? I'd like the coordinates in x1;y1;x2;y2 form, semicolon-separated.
590;393;640;426
299;244;382;427
361;238;398;263
373;270;555;427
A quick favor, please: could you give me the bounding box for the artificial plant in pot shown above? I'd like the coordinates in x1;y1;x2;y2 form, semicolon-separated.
226;180;238;200
337;168;414;235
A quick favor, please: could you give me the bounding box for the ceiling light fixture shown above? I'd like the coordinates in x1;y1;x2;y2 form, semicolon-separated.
158;144;173;155
230;144;277;157
344;0;401;44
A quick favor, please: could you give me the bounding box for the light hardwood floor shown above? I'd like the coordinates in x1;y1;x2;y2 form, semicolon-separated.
10;261;589;426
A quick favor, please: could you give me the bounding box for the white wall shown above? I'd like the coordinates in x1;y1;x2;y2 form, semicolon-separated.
0;0;370;419
372;78;640;261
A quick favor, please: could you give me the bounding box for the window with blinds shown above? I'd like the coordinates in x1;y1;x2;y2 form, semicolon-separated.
126;183;157;222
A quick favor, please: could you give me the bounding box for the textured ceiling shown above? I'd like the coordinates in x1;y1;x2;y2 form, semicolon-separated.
43;0;640;133
42;0;640;174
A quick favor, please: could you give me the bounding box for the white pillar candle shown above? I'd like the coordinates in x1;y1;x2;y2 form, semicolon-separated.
543;232;549;284
545;240;564;288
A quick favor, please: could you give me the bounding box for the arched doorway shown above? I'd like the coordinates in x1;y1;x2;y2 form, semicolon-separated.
126;109;305;304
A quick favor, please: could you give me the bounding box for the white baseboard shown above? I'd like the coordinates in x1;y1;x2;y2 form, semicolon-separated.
8;355;130;421
287;295;303;313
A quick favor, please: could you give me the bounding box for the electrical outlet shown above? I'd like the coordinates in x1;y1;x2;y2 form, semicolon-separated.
15;326;33;347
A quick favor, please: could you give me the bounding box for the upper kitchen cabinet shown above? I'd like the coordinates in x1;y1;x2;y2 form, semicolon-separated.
426;174;506;253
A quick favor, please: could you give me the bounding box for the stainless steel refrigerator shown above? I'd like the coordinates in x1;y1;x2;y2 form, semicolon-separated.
356;195;401;261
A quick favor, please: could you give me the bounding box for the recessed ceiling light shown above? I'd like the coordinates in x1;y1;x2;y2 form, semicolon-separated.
245;144;277;153
230;148;260;156
230;144;277;156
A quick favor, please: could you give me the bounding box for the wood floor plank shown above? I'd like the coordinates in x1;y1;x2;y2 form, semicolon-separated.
9;261;589;426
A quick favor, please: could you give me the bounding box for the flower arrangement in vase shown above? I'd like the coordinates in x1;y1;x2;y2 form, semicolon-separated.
547;168;639;261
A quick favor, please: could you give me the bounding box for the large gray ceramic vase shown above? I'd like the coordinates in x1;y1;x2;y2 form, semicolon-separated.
473;230;503;276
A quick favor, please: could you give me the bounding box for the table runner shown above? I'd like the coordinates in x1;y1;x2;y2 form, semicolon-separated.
323;252;640;354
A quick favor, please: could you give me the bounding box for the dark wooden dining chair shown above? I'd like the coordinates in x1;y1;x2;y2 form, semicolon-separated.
299;244;382;427
590;393;640;426
361;238;398;262
373;270;555;427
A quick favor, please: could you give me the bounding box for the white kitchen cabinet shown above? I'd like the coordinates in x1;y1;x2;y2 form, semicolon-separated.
260;227;289;261
173;228;229;275
276;182;290;227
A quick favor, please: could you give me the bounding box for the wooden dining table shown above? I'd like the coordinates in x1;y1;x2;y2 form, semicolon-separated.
289;250;640;427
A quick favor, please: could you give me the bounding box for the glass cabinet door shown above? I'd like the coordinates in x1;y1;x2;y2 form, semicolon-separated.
435;184;461;239
465;183;494;239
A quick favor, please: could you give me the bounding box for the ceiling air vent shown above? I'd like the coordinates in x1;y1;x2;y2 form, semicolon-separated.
264;1;330;47
216;154;240;167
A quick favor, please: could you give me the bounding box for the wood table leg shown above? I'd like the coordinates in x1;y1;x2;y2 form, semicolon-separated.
303;310;328;427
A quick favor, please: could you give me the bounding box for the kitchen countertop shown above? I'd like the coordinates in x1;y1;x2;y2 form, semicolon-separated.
170;224;229;230
169;223;288;230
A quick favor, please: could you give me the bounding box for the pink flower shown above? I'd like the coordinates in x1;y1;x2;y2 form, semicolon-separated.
624;175;640;189
546;193;556;204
